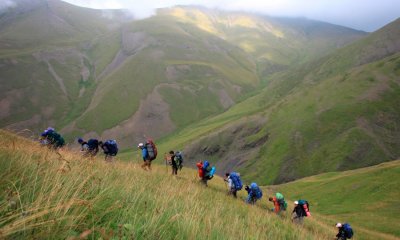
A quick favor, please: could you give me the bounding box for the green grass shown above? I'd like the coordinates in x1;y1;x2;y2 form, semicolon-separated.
0;130;335;240
272;160;400;239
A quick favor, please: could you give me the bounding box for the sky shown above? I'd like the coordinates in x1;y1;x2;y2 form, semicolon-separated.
61;0;400;32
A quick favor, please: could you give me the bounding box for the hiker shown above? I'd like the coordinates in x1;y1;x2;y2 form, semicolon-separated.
168;150;178;175
269;192;287;214
197;160;215;186
139;139;158;171
291;200;310;224
174;151;183;170
335;223;354;240
77;138;99;158
224;172;243;198
138;143;150;170
100;140;118;162
40;127;65;149
245;183;262;204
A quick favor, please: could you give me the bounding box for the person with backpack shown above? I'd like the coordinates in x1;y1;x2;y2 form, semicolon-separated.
245;182;262;204
40;127;65;149
335;223;354;240
138;143;150;170
291;200;310;224
139;139;158;171
224;172;243;198
198;160;215;186
100;140;118;162
168;150;179;175
269;192;287;214
78;138;99;158
174;151;183;170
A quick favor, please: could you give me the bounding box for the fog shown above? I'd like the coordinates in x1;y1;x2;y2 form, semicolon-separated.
62;0;399;31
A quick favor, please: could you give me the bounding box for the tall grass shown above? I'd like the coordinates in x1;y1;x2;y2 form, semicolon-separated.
0;130;332;239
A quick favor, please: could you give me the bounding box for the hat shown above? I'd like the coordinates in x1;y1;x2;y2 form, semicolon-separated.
77;138;83;143
138;143;144;148
336;223;342;228
294;201;299;205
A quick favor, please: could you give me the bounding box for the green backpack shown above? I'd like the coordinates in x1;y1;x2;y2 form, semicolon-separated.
276;193;287;211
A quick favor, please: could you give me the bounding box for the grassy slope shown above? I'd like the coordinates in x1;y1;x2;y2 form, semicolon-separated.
0;130;335;240
271;160;400;240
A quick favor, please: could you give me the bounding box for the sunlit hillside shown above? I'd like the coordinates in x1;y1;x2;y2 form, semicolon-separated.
148;18;400;185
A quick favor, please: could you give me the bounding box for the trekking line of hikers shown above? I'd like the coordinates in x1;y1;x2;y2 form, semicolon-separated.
38;127;354;239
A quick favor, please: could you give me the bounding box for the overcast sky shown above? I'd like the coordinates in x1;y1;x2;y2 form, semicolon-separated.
62;0;399;32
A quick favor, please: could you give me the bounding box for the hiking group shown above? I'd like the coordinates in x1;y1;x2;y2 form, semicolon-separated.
39;127;119;162
38;127;354;239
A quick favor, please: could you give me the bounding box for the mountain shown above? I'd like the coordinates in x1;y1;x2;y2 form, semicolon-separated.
153;18;400;184
0;2;366;148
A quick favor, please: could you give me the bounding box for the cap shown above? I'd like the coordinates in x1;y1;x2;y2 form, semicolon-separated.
77;138;83;143
138;143;144;148
294;201;299;205
336;223;342;228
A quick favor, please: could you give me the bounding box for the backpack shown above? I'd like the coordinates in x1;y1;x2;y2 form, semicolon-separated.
203;160;210;170
196;162;204;177
250;183;262;199
174;151;183;168
87;139;99;150
230;172;243;190
105;140;118;156
47;131;64;148
298;199;310;216
276;193;287;211
343;223;354;239
209;166;216;178
145;139;157;160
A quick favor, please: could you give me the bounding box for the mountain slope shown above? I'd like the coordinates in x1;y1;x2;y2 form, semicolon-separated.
272;160;400;240
152;18;400;184
0;2;366;148
0;130;333;240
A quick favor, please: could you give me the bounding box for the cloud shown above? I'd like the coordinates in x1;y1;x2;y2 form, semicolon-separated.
62;0;400;31
0;0;16;10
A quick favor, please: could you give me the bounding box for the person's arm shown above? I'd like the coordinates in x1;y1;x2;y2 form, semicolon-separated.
228;178;232;189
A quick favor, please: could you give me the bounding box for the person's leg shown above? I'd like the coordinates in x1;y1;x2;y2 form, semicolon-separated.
141;160;147;170
233;189;237;198
146;160;152;171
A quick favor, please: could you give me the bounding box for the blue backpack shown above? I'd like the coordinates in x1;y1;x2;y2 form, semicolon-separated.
203;160;210;170
343;223;354;239
250;183;262;199
230;172;243;190
209;166;216;177
104;140;118;155
87;139;99;150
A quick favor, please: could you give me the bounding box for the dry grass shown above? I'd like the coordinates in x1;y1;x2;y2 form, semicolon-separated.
0;130;333;239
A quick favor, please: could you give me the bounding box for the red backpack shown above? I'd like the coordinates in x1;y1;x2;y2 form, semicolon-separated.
145;139;157;160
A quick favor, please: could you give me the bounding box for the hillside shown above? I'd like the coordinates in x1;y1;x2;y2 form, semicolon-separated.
2;130;399;239
0;130;335;239
0;1;366;147
150;18;400;184
271;160;400;240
